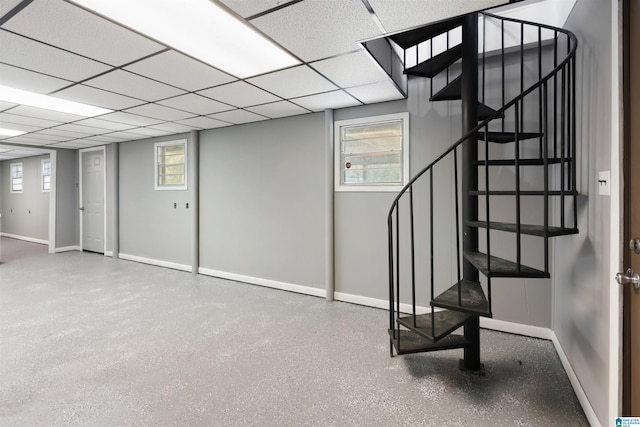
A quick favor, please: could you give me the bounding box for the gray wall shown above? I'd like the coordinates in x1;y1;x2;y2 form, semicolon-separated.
55;149;79;249
198;113;327;290
0;155;49;241
119;134;193;267
552;0;614;423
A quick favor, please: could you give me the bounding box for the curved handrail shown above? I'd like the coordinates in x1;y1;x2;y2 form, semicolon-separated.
387;13;577;220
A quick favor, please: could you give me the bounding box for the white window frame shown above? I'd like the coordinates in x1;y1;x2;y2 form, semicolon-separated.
334;112;410;192
10;162;23;194
41;158;51;192
154;139;188;191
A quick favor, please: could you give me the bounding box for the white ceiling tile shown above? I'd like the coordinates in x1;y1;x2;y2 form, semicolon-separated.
175;116;231;130
0;0;22;17
54;123;114;135
124;50;236;92
0;120;42;133
124;127;173;137
73;118;137;131
0;101;17;110
7;105;86;123
247;65;337;99
2;135;49;145
78;134;125;143
149;122;196;134
292;90;361;112
4;0;164;66
157;94;233;116
368;0;507;33
28;132;71;142
0;30;111;81
101;131;146;141
52;84;145;110
346;81;406;104
0;63;71;93
0;112;61;128
197;82;280;108
208;109;268;125
246;101;310;119
312;51;390;88
123;104;196;122
37;128;91;139
48;141;95;149
97;112;163;127
219;0;282;18
252;0;381;61
84;70;185;102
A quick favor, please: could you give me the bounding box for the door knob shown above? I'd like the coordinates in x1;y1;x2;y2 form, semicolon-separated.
630;238;640;254
616;268;640;290
79;207;84;211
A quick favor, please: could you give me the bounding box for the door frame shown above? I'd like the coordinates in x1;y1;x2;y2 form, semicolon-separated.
79;146;106;254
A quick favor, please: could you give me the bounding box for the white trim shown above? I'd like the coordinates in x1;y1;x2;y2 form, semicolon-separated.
154;139;188;191
0;232;48;245
551;332;601;427
104;250;113;257
79;147;107;254
334;112;410;193
48;150;56;254
119;253;191;272
198;267;326;298
55;245;80;253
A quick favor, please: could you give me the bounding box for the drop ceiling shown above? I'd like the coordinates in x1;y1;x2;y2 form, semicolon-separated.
0;0;508;158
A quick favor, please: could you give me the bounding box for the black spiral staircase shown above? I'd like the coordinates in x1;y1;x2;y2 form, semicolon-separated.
364;11;579;372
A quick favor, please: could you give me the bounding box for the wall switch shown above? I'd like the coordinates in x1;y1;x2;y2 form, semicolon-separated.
598;170;610;195
186;203;189;209
173;202;177;208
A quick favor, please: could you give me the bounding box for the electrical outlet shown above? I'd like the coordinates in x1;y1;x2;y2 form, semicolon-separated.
598;171;610;196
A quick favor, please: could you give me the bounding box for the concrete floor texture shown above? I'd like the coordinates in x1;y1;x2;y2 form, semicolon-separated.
0;237;588;426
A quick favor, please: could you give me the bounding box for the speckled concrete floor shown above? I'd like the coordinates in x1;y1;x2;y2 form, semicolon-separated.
0;237;588;426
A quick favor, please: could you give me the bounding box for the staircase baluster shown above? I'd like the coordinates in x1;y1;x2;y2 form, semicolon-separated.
520;23;525;132
560;64;566;229
396;207;401;328
482;14;486;106
501;19;505;133
538;27;543;159
553;31;558;157
543;82;550;273
484;127;491;275
571;54;578;229
388;212;395;356
515;103;522;272
454;149;462;304
410;186;416;320
430;168;435;339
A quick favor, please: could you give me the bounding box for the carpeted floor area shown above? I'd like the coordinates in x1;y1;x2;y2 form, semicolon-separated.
0;237;588;426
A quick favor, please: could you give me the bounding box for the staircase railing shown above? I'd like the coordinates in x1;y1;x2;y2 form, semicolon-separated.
388;12;577;350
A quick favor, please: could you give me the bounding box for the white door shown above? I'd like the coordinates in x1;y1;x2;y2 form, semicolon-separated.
81;149;105;253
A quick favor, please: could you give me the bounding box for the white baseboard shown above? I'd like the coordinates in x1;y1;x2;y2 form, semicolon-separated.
551;333;600;427
479;317;554;340
333;292;432;314
119;253;192;272
55;245;80;253
198;267;326;298
0;232;48;245
104;251;113;257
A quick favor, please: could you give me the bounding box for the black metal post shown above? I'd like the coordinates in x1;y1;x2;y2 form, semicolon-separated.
461;12;481;373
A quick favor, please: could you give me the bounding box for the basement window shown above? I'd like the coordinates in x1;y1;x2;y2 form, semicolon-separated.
10;162;23;193
42;158;51;192
335;112;409;192
155;139;187;191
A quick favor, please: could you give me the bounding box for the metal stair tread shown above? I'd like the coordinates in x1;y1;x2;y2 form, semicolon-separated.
470;189;579;196
429;75;461;101
475;157;571;166
466;220;579;237
389;16;464;48
464;251;550;278
397;310;475;342
477;131;543;143
388;329;470;355
404;44;462;78
431;279;491;317
477;103;504;121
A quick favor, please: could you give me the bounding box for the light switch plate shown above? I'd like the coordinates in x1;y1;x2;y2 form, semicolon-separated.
598;170;610;195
